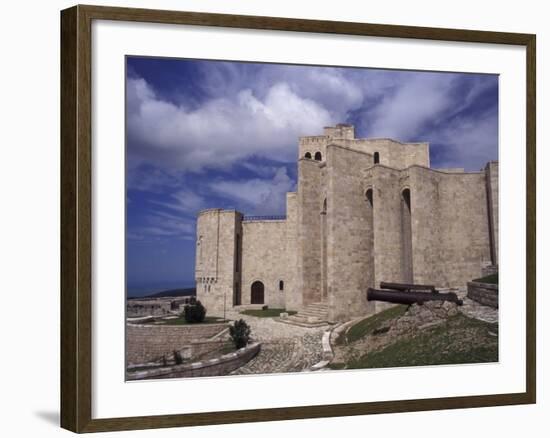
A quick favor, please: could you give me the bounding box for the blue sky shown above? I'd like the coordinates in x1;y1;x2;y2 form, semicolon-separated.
126;56;498;294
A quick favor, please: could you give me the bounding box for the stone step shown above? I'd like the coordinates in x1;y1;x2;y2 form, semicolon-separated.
305;303;328;310
277;316;329;328
298;310;328;318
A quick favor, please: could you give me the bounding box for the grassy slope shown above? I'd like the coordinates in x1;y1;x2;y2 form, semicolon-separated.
472;273;498;284
340;305;408;345
347;314;498;369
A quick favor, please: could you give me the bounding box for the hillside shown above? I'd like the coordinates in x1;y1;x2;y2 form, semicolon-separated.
146;287;196;298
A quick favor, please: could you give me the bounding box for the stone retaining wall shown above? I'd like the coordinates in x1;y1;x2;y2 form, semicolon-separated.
481;265;498;277
126;323;228;364
467;282;498;308
127;343;261;380
126;300;172;317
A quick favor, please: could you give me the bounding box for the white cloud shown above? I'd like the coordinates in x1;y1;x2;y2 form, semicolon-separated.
366;73;456;141
127;78;334;172
150;189;205;215
209;167;295;215
127;165;181;192
431;108;498;171
128;211;196;242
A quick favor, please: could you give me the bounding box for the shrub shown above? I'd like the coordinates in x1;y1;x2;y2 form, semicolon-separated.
183;300;206;323
229;319;251;350
173;350;183;365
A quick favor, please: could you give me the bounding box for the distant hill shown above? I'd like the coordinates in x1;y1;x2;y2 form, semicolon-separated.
146;287;196;298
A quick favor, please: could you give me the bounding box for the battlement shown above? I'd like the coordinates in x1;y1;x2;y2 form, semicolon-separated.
324;123;355;140
299;136;327;145
197;208;243;218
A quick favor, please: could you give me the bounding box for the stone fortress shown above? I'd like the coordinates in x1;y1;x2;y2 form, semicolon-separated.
195;124;498;323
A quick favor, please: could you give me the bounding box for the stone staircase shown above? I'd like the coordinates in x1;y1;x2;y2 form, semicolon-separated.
278;302;330;328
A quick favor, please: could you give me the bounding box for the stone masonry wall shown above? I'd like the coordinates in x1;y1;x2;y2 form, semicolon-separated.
284;192;300;311
297;158;323;306
196;210;240;317
467;281;498;308
366;166;408;290
409;167;492;287
326;144;376;322
298;131;429;171
486;161;499;265
408;167;444;285
437;171;492;286
241;220;288;308
126;323;228;364
126;300;172;317
340;138;430;169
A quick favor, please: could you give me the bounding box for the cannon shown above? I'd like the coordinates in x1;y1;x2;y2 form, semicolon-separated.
367;287;463;306
380;281;438;293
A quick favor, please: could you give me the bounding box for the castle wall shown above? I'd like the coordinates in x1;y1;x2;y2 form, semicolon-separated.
298;136;429;170
408;167;492;287
240;220;288;308
195;209;240;317
366;166;407;288
284;192;301;311
485;161;499;265
194;125;497;322
406;167;444;285
338;139;430;169
436;171;492;286
299;136;328;161
296;159;323;306
326;144;376;322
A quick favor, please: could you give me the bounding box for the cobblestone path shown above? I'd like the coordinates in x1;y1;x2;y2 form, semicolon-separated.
229;313;326;375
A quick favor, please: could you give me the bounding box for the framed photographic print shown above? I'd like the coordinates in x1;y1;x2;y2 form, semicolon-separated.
60;4;536;433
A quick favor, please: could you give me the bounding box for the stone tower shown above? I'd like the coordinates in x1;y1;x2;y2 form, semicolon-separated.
195;209;242;316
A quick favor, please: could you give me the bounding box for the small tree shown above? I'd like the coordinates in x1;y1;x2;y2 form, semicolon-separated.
183;300;206;323
229;319;251;350
173;350;183;365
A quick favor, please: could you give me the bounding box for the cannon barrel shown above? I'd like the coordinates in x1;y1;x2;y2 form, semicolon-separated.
380;281;437;293
367;288;463;306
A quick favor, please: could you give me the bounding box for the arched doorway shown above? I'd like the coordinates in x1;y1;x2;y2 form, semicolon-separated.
251;281;264;304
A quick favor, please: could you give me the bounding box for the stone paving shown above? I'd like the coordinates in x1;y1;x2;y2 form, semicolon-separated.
227;287;498;375
228;311;326;375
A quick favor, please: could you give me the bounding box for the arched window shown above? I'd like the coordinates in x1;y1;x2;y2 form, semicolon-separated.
236;234;240;273
374;152;380;164
366;188;373;207
314;151;322;161
279;280;284;291
401;188;413;282
304;152;312;159
402;188;411;211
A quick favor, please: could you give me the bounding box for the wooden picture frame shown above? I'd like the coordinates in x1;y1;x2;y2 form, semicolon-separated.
60;4;536;433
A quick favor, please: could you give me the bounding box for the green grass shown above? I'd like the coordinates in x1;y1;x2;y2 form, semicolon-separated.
346;314;498;369
340;305;408;345
473;273;498;284
149;316;226;325
240;308;297;318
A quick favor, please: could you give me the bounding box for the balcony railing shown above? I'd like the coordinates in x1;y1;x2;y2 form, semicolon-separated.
242;215;287;221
